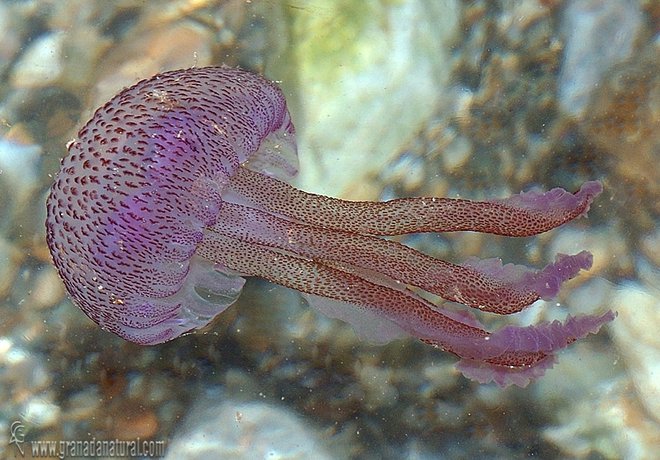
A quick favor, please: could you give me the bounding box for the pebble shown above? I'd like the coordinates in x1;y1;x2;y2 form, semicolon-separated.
126;374;170;404
421;362;460;395
441;134;473;172
543;377;658;459
93;21;213;109
640;228;660;267
0;137;42;210
355;362;399;410
23;394;61;428
111;404;159;440
0;237;21;298
10;31;66;88
166;399;335;459
0;338;52;392
382;152;427;193
609;281;660;424
28;266;66;310
66;387;101;421
548;227;631;278
498;1;549;44
558;0;642;115
0;3;21;74
0;341;54;433
581;40;660;229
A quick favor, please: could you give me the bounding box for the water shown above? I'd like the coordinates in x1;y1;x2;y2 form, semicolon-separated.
0;1;657;458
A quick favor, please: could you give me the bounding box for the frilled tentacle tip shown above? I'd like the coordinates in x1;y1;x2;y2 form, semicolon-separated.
498;180;603;215
527;251;593;300
456;310;616;387
462;250;594;303
456;355;558;388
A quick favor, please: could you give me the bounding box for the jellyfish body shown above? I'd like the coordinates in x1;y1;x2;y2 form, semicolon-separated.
46;67;614;387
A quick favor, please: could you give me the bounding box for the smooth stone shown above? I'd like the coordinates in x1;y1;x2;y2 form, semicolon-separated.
0;3;21;73
356;362;399;409
609;282;660;424
93;21;213;110
0;237;21;298
23;394;61;428
10;31;66;88
558;0;642;115
640;226;660;267
285;0;460;199
166;399;335;459
29;266;66;310
441;134;473;172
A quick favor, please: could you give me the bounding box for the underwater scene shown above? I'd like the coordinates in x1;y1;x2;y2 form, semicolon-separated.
0;1;658;459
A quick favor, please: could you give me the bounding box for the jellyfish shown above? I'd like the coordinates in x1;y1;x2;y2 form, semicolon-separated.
45;67;614;387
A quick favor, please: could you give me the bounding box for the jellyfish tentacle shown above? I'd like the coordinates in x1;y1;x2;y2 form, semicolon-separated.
211;202;592;314
197;227;613;387
227;166;602;237
196;228;490;345
452;311;615;387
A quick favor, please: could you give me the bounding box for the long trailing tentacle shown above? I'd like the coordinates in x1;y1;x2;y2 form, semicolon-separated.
211;202;593;315
197;228;490;345
199;218;614;387
227;166;602;237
